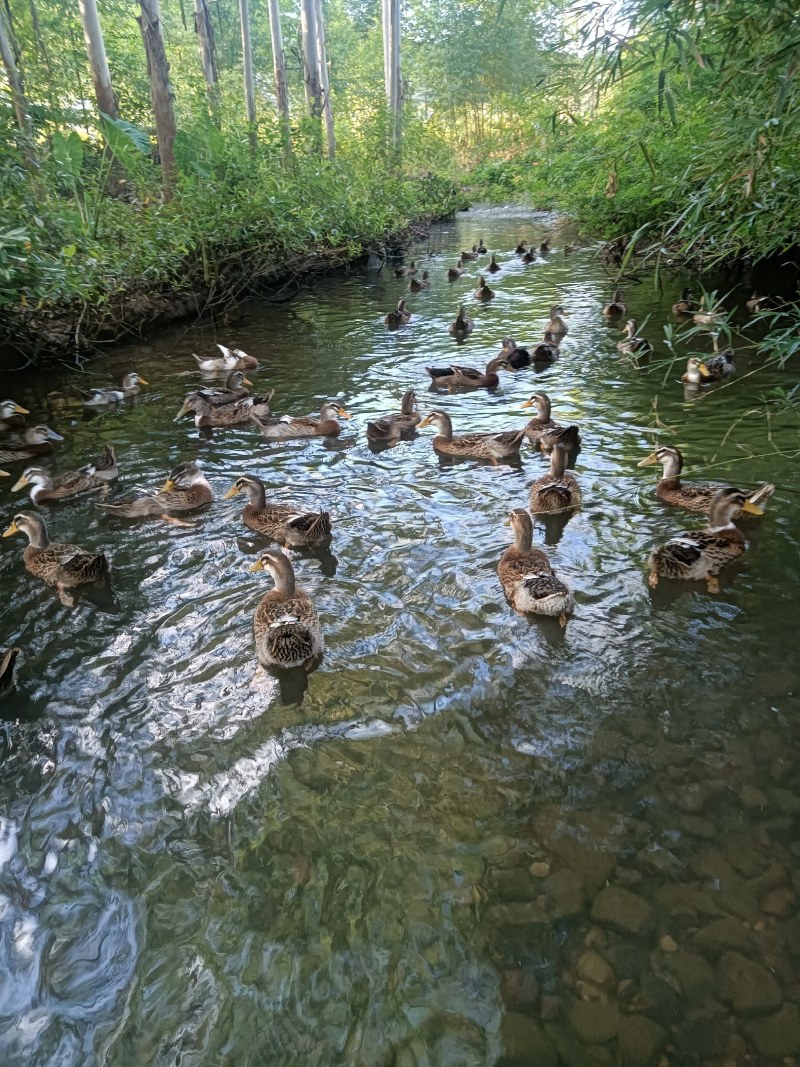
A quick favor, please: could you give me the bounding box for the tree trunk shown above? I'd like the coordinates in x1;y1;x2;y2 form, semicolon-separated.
239;0;257;148
382;0;400;151
0;5;30;131
137;0;177;198
314;0;334;160
300;0;321;120
381;0;390;107
267;0;291;157
193;0;219;117
78;0;118;120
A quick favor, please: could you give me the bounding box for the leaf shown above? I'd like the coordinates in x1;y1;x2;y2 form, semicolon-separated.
638;140;657;177
101;115;152;155
52;130;84;181
664;88;678;127
61;244;77;259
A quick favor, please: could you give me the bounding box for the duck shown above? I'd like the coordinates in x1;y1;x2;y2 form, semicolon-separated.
521;393;581;452
174;390;273;428
189;370;253;407
250;549;324;669
0;400;29;434
515;242;528;255
476;238;487;254
637;445;775;515
672;288;696;316
249;402;350;440
544;305;568;340
3;511;109;597
426;356;509;391
473;276;495;301
497;509;573;624
366;388;420;442
79;444;119;482
681;357;705;385
225;475;331;548
385;299;412;330
617;319;652;358
449;305;474;341
693;303;725;327
97;460;213;521
647;487;762;593
530;339;560;363
602;290;627;317
487;254;501;274
529;444;582;514
746;291;778;312
539;240;550;254
409;271;430;293
193;344;259;372
461;247;479;261
698;344;736;381
395;261;417;278
82;373;148;406
418;411;525;463
11;464;109;504
0;426;64;465
447;259;464;282
499;337;533;369
0;646;20;693
521;249;536;264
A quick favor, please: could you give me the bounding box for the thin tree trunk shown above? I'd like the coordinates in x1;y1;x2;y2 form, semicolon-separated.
388;0;400;151
267;0;291;157
300;0;321;119
193;0;219;117
78;0;119;120
137;0;177;198
0;5;30;131
381;0;390;107
239;0;257;148
314;0;334;160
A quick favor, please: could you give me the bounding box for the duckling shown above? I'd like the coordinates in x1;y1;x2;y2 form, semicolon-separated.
193;344;259;372
395;261;417;278
385;299;412;330
449;305;474;341
544;305;568;340
249;402;350;440
418;410;525;463
0;646;20;693
426;356;508;391
250;549;324;670
473;276;495;301
191;370;253;407
366;389;420;442
602;290;627;317
499;337;532;369
3;511;109;600
476;238;487;254
497;509;573;624
175;391;273;428
529;444;581;514
672;288;696;316
409;270;430;293
11;464;109;504
0;400;29;435
487;254;501;274
82;373;147;407
515;242;528;255
682;357;705;385
447;259;464;282
617;319;652;358
461;247;479;261
97;460;213;522
0;426;64;465
637;445;774;515
225;475;331;548
79;444;119;482
520;393;581;452
521;249;536;265
539;240;550;254
693;305;725;327
647;487;762;593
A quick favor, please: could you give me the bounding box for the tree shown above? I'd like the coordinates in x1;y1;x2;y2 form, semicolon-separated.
239;0;257;147
266;0;291;155
193;0;219;117
300;0;323;127
0;5;30;132
137;0;177;197
315;0;335;160
77;0;118;122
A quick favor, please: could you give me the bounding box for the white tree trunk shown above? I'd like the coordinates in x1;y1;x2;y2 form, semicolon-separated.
267;0;291;154
239;0;257;145
0;7;30;131
137;0;177;197
389;0;401;149
193;0;219;114
314;0;335;160
300;0;322;120
78;0;118;120
381;0;390;106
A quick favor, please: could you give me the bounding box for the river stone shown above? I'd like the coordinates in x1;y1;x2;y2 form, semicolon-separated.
488;868;540;903
638;972;683;1027
739;783;768;809
500;967;539;1011
616;1014;666;1067
654;883;722;918
769;787;800;816
740;1002;800;1056
692;917;756;958
717;950;783;1015
544;869;586;918
567;1000;619;1044
673;1008;732;1059
543;1023;614;1067
498;1012;557;1067
762;885;795;916
591;886;653;936
662;950;716;999
485;901;550;927
529;861;550;878
602;943;650;980
679;815;716;839
576;950;615;988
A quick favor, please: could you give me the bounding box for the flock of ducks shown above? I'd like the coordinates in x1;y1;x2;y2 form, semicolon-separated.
0;240;778;681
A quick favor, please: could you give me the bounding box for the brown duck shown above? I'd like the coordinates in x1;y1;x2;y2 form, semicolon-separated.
497;509;573;624
638;446;774;516
521;393;581;452
225;475;331;548
529;445;582;514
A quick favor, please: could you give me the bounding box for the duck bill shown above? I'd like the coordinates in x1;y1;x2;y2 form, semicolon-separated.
520;399;534;409
173;403;189;421
12;404;29;415
742;499;764;516
46;429;65;441
138;376;149;386
0;470;10;478
223;485;241;500
2;521;19;538
11;473;29;491
160;479;175;492
249;559;265;573
417;415;433;428
242;377;253;387
337;409;352;420
637;453;659;467
698;363;711;377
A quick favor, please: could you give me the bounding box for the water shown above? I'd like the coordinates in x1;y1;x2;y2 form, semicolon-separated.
1;205;799;1066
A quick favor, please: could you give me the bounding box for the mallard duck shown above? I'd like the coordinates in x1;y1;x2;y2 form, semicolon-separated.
225;475;331;547
693;304;725;327
529;444;581;514
3;511;109;595
189;370;253;407
11;464;108;504
250;402;350;440
521;249;536;264
79;444;118;482
638;445;775;515
698;346;736;381
82;373;147;407
395;261;417;278
427;356;508;391
497;509;573;624
531;339;560;363
476;238;487;254
418;411;525;463
521;393;581;452
0;646;20;692
461;247;479;261
617;319;652;358
672;288;696;316
602;290;627;317
544;305;568;340
0;400;29;434
447;259;464;282
366;389;420;442
499;337;532;369
385;299;412;330
487;254;501;274
540;240;550;254
449;305;474;341
98;460;213;521
682;357;705;385
409;271;430;293
0;426;64;465
474;276;495;301
746;291;778;312
175;390;273;428
251;549;324;669
647;487;762;593
193;344;259;372
515;242;528;255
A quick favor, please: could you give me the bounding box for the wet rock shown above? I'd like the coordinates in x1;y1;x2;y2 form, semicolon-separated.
576;950;615;988
673;1006;732;1059
636;844;684;876
692;917;756;958
615;865;642;886
654;883;722;919
500;967;539;1012
717;950;783;1015
567;1000;619;1044
591;886;654;936
603;943;650;981
543;1023;613;1066
616;1015;666;1067
529;861;550;878
658;934;678;953
638;972;683;1027
679;815;716;839
663;950;716;999
769;788;800;816
540;995;561;1021
498;1012;558;1067
762;885;795;917
485;901;549;927
543;869;586;919
488;868;540;903
739;783;768;810
740;1002;800;1057
583;926;607;949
